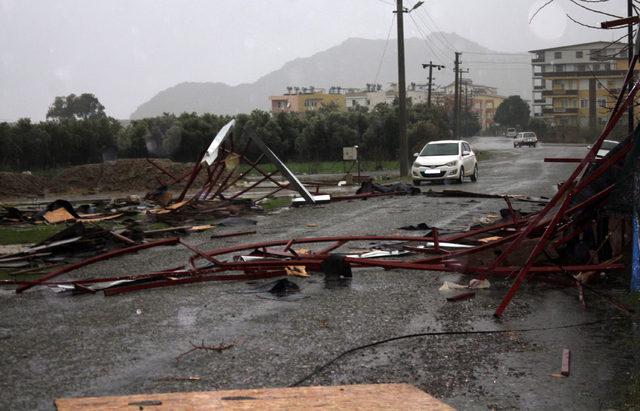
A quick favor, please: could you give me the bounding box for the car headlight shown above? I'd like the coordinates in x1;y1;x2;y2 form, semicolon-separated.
444;160;458;167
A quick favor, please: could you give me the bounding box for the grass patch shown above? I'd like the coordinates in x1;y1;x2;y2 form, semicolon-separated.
0;224;65;245
239;160;399;175
259;196;291;211
475;150;494;161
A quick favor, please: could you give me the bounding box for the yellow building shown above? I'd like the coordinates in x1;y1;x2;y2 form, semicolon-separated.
443;80;505;130
270;87;346;113
530;41;640;128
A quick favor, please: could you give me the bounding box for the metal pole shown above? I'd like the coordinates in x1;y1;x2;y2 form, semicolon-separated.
632;211;640;291
428;61;433;107
628;0;634;135
453;52;460;139
396;0;409;177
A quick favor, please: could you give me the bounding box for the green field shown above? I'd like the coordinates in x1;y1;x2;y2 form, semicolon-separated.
240;160;399;175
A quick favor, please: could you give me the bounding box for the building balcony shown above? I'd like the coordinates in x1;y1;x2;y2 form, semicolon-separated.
532;55;545;63
542;89;578;96
542;107;579;115
533;99;546;104
540;69;626;78
533;85;545;90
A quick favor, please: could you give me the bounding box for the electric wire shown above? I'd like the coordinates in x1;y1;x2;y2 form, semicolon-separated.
373;13;396;87
407;13;448;64
290;317;624;387
415;6;456;52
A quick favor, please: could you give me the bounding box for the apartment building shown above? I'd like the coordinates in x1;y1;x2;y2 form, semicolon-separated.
442;79;505;129
530;41;639;128
269;87;346;113
344;83;431;111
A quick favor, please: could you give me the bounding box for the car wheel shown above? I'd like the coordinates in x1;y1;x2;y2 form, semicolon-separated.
533;143;537;148
471;165;478;182
457;166;464;184
413;179;421;186
513;143;517;148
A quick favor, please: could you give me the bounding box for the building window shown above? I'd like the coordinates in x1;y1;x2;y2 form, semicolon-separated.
576;51;583;58
593;63;600;71
304;99;319;108
577;64;586;71
603;63;611;71
599;98;607;108
555;64;564;73
580;99;588;108
554;51;562;59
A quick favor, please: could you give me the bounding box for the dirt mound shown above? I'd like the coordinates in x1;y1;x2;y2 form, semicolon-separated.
0;172;48;198
0;159;211;199
48;159;201;194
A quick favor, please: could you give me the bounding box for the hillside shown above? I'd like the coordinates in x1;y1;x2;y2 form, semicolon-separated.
130;33;531;119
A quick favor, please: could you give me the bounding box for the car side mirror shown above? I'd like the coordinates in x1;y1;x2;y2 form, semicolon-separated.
413;152;419;157
463;150;470;156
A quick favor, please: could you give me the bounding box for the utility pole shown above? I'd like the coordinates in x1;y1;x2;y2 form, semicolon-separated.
628;0;634;135
457;67;469;139
396;0;408;177
422;61;445;107
453;52;460;139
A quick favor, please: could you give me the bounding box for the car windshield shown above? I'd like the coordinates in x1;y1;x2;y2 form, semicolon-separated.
524;132;535;138
421;143;459;156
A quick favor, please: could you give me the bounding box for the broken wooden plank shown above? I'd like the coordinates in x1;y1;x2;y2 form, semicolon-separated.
561;348;571;376
55;383;453;411
44;208;75;224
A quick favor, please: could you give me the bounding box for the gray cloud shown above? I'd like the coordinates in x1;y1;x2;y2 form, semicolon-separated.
0;0;630;121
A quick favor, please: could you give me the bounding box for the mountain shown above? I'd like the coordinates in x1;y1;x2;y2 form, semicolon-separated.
130;33;531;119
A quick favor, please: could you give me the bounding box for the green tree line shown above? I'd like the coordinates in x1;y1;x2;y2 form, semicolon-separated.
0;96;480;171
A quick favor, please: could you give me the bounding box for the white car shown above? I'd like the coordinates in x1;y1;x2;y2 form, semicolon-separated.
412;140;478;185
514;132;538;148
506;128;517;138
587;139;619;159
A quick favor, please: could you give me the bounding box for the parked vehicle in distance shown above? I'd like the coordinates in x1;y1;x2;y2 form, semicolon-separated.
514;132;538;148
506;128;517;138
412;140;478;185
587;139;619;159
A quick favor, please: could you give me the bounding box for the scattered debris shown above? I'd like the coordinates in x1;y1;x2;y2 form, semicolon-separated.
176;340;234;363
561;348;571;377
285;266;309;278
399;222;431;231
446;291;476;302
268;278;300;297
210;230;257;239
356;180;420;196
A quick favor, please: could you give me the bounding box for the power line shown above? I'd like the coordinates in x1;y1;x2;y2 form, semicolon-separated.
464;61;532;65
373;14;396;86
416;7;456;52
290;318;616;387
461;50;530;56
407;13;448;63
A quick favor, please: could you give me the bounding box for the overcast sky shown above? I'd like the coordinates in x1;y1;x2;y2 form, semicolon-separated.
0;0;632;121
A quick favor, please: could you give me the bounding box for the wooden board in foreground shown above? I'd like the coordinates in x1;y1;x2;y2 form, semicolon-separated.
55;383;454;411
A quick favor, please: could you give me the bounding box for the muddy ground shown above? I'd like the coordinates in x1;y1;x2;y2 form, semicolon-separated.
0;137;637;410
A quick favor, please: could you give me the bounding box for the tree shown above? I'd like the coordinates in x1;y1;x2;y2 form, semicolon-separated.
46;93;106;120
460;110;481;137
494;96;530;128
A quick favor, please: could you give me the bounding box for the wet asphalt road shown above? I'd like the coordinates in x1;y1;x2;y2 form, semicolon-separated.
1;137;636;410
